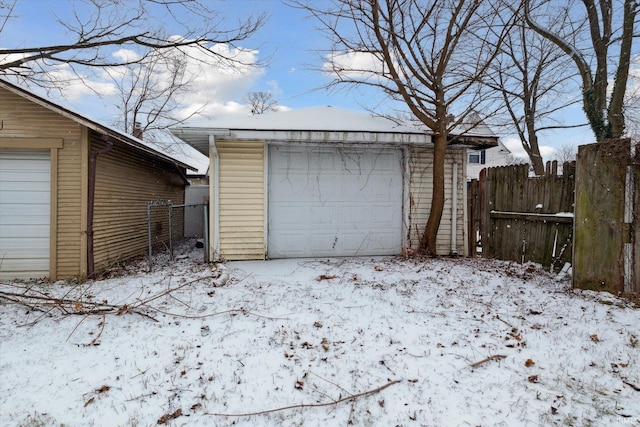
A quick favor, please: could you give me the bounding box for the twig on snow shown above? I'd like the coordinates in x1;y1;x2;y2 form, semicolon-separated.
132;275;220;307
207;379;401;417
0;289;155;321
308;371;353;397
470;354;507;369
145;305;288;320
622;379;640;392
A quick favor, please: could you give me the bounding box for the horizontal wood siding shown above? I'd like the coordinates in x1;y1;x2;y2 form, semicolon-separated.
217;140;265;260
91;134;185;273
0;87;84;279
409;147;466;255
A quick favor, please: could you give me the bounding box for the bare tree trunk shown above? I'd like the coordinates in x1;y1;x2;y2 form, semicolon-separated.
526;120;545;175
420;133;447;255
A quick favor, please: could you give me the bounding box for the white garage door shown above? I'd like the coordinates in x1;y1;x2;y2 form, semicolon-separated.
268;145;403;258
0;151;51;279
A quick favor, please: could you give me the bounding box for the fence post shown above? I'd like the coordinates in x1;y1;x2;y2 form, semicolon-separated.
573;139;630;293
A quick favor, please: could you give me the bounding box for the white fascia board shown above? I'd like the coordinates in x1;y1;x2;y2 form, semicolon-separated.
216;129;433;145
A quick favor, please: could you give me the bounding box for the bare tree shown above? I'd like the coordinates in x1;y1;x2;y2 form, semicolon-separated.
488;13;585;175
245;91;279;115
107;49;203;136
506;153;529;165
295;0;517;255
552;143;578;164
0;0;266;88
525;0;639;141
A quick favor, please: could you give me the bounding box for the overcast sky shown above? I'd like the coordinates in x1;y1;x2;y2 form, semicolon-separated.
2;0;638;160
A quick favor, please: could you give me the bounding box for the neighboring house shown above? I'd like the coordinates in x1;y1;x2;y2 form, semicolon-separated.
466;139;511;180
172;106;498;261
0;79;195;281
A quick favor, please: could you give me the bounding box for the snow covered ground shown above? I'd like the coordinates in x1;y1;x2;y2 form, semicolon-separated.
1;241;638;427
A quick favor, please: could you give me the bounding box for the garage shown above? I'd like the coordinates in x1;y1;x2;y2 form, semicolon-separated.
268;145;404;257
0;151;51;279
173;106;496;261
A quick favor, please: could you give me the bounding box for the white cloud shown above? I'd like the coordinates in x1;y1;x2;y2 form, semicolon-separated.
46;65;117;100
3;38;269;124
266;80;282;96
111;48;142;63
323;50;388;80
99;41;266;121
502;137;557;161
171;43;265;118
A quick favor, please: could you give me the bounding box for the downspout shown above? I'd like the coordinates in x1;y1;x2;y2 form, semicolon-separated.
210;134;221;261
451;162;458;256
87;135;113;278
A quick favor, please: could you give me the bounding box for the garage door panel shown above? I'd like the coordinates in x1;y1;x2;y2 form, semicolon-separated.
0;191;50;204
0;151;50;279
269;145;403;258
0;257;50;274
0;240;49;256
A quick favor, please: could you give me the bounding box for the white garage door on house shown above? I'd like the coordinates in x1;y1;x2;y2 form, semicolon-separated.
268;145;403;258
0;151;50;279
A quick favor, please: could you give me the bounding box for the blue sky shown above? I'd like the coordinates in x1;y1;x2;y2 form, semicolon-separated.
2;0;636;159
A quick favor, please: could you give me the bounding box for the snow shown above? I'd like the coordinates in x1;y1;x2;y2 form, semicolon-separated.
198;106;428;134
1;241;639;426
142;129;209;175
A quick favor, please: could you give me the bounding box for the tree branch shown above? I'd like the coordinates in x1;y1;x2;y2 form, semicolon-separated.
207;379;401;417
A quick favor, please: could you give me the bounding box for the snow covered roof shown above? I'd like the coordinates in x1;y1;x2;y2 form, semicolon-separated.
173;106;434;155
173;106;498;156
142;129;209;175
0;78;199;172
209;106;427;133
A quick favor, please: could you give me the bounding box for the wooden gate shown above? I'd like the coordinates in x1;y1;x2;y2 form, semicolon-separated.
468;161;575;270
573;139;639;293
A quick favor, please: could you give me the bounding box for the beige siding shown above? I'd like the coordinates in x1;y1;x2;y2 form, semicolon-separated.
216;140;265;260
91;135;185;273
0;87;85;280
409;147;466;255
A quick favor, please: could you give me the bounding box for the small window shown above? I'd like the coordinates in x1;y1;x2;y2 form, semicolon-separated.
468;150;486;164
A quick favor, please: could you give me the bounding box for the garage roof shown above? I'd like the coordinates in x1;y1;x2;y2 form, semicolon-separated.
172;106;498;156
0;79;198;172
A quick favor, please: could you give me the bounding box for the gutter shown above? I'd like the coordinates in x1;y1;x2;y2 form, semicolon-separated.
209;134;221;261
451;162;458;256
87;135;113;278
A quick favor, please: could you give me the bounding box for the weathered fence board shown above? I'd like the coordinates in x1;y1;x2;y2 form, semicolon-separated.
472;161;575;270
573;139;638;293
634;146;640;294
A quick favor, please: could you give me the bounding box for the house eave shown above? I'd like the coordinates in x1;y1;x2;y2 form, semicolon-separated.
0;79;197;172
172;127;435;156
448;135;499;150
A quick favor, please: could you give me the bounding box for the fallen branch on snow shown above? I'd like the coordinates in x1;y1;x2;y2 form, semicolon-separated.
0;274;222;323
470;354;507;369
623;379;640;392
0;289;156;321
207;379;401;417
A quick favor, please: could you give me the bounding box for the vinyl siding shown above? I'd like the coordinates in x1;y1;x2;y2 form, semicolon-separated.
91;135;185;273
409;146;466;255
216;140;265;260
0;87;85;279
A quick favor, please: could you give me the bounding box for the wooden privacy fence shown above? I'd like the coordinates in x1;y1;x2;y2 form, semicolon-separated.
573;139;639;294
468;161;576;270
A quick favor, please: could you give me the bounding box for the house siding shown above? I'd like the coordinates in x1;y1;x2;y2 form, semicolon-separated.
216;140;265;260
409;146;466;255
466;141;511;180
0;87;86;280
91;135;185;273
